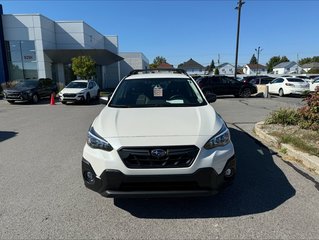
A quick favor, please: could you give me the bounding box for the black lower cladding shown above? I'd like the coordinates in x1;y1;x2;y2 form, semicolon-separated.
82;156;236;198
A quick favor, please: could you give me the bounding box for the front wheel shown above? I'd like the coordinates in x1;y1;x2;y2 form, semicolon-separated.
96;90;100;100
32;94;39;104
86;93;91;104
279;88;284;97
240;88;251;98
7;100;15;104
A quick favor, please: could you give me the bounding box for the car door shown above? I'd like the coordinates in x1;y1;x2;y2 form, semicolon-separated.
88;81;95;97
210;76;224;95
37;79;47;97
269;78;283;93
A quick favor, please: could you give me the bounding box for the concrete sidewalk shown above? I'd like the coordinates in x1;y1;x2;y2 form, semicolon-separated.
254;121;319;175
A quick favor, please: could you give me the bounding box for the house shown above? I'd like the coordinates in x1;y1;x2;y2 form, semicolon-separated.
243;64;267;75
157;62;174;69
273;61;302;75
178;58;205;75
217;63;235;75
301;62;319;73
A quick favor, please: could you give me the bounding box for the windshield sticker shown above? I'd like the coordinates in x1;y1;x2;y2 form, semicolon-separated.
153;85;163;97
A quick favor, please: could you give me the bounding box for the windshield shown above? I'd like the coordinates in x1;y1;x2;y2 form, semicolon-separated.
15;80;38;88
109;78;206;108
66;81;88;88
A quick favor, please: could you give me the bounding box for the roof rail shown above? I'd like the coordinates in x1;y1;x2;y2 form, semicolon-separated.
128;68;188;76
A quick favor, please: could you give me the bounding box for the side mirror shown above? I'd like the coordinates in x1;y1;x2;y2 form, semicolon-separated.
99;96;109;104
205;93;217;103
100;93;112;104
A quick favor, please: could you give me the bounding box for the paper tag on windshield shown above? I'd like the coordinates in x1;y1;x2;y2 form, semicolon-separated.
153;86;163;97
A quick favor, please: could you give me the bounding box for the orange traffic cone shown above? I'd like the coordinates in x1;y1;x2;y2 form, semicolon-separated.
50;93;56;105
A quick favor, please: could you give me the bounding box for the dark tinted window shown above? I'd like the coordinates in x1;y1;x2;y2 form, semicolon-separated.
287;78;304;83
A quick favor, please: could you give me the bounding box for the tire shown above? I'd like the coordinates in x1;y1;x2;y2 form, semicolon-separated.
32;94;39;104
240;88;251;98
7;100;15;104
61;101;67;104
86;93;91;104
279;88;284;97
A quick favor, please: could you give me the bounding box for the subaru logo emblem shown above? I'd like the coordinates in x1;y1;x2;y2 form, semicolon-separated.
151;149;167;158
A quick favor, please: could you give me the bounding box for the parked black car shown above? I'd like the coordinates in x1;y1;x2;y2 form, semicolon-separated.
196;75;257;98
3;78;58;104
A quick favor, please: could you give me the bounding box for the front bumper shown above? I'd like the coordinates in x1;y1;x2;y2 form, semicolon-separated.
82;156;236;198
60;94;85;102
4;92;32;101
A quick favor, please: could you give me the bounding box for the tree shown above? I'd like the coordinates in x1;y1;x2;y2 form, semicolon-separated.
149;56;167;69
71;56;96;79
266;56;290;73
299;56;319;65
206;59;215;74
249;54;258;64
214;68;220;75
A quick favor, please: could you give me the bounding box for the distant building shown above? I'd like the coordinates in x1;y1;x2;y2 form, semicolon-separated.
0;4;147;89
119;52;149;79
178;58;205;75
301;62;319;73
273;61;302;75
217;63;235;75
157;62;174;69
243;64;267;75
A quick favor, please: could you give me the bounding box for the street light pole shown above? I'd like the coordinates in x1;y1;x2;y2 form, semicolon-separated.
255;46;262;76
234;0;245;79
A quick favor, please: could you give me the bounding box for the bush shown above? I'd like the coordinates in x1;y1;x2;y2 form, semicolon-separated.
298;88;319;131
265;108;300;126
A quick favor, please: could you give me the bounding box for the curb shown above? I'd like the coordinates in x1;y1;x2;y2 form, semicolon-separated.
254;122;319;175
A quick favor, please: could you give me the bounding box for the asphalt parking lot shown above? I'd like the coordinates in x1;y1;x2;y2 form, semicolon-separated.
0;96;318;239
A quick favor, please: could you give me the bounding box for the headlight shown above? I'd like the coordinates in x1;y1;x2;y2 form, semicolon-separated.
22;90;32;95
204;124;230;149
87;126;113;151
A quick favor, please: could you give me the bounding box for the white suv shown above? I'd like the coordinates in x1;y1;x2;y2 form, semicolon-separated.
58;80;100;104
82;69;236;198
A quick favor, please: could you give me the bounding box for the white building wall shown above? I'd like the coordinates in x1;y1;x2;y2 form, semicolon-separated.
219;64;235;75
83;22;105;49
119;52;149;79
55;21;85;49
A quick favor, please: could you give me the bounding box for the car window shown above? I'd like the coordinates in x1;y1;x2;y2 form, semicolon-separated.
287;78;304;83
15;80;38;88
88;82;94;88
66;81;88;88
109;78;206;108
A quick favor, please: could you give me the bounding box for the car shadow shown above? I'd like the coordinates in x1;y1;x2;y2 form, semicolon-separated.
0;131;18;142
114;127;296;219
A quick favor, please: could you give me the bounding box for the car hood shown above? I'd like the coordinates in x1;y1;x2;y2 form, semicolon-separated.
93;105;223;139
5;87;35;92
60;88;87;94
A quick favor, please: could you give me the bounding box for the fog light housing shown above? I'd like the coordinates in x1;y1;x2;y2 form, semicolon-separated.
224;168;233;178
84;171;95;184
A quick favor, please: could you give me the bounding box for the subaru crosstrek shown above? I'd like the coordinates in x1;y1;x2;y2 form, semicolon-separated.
82;69;236;198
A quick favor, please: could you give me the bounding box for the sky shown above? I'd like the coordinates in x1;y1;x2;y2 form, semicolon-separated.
2;0;319;67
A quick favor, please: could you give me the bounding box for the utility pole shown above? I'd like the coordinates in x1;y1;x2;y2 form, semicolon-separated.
255;46;262;76
234;0;245;79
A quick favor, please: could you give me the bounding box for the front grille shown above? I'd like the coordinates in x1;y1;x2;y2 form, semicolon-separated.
63;93;76;97
6;92;22;99
118;146;199;169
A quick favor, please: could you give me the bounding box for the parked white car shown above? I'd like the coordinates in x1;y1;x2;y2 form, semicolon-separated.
309;77;319;92
82;69;236;198
58;80;100;104
267;77;309;97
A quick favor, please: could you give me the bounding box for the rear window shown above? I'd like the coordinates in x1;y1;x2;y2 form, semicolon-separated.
287;78;304;83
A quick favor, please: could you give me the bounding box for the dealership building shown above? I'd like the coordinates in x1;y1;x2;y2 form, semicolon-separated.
0;5;148;89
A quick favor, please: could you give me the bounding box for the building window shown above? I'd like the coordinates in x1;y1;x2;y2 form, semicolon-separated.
5;40;38;81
